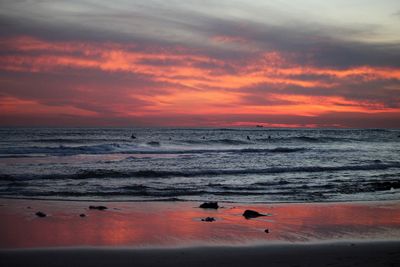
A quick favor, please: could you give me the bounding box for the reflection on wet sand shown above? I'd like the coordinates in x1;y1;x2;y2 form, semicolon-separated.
0;200;400;248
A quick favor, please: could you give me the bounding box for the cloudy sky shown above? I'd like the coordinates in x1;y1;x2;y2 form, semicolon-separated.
0;0;400;127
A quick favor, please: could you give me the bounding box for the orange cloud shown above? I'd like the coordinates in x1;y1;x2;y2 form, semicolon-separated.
1;36;400;127
0;96;98;117
0;36;335;89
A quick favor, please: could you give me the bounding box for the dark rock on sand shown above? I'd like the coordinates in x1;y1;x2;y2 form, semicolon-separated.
201;217;215;222
243;209;265;219
35;211;47;218
89;205;108;211
265;229;270;233
80;214;86;217
199;202;219;209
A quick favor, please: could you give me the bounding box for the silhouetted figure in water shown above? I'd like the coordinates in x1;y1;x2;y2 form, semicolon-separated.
131;134;136;139
268;135;271;139
202;136;206;139
247;135;251;140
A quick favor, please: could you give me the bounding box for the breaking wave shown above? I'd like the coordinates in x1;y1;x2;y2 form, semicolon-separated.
3;162;400;181
0;144;306;157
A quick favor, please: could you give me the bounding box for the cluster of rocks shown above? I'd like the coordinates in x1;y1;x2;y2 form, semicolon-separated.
34;205;109;218
34;201;271;234
198;202;271;233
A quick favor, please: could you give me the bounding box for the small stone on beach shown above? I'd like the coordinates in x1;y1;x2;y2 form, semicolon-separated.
80;214;86;217
265;229;269;233
35;211;46;218
201;217;215;222
199;202;219;209
242;209;265;219
89;205;108;211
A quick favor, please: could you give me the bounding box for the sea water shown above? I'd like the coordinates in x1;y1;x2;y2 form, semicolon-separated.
0;128;399;203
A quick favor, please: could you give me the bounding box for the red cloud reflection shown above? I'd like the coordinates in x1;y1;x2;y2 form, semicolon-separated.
1;200;400;248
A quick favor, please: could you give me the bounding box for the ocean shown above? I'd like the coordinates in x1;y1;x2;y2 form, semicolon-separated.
0;128;399;203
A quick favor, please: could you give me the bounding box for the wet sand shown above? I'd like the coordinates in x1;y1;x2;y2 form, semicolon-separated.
1;241;400;267
0;199;400;266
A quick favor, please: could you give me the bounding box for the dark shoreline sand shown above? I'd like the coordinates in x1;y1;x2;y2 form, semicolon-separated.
1;199;400;266
2;241;400;267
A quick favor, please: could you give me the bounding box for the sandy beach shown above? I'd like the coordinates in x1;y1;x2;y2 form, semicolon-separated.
1;199;400;266
2;241;400;267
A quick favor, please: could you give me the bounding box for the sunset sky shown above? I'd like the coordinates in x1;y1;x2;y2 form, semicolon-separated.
0;0;399;127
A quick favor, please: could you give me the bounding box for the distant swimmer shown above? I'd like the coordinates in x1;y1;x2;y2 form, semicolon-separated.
202;136;206;139
131;134;136;139
268;135;271;139
247;135;251;140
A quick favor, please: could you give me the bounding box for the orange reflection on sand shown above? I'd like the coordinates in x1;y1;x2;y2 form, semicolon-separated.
1;200;400;249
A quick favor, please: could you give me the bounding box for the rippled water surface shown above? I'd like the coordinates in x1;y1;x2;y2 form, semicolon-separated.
0;128;399;202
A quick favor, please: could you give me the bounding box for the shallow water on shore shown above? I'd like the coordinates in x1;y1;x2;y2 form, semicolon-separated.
1;199;400;248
